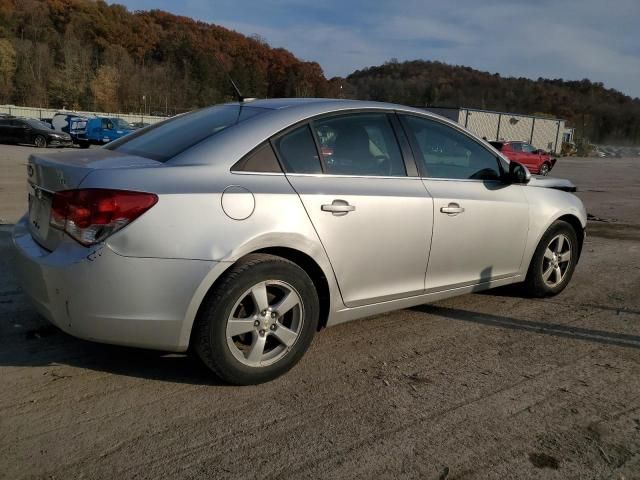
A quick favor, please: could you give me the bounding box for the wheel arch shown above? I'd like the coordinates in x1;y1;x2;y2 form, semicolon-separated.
179;243;337;351
557;213;585;262
253;246;331;331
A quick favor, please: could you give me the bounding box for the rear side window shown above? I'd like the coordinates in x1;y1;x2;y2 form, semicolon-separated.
273;125;322;174
232;142;282;173
510;142;523;152
106;105;267;162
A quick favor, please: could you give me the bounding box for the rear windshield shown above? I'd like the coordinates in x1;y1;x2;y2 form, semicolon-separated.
489;141;504;150
105;105;268;162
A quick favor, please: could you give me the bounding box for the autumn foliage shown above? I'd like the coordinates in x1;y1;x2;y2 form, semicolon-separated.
0;0;331;113
348;60;640;144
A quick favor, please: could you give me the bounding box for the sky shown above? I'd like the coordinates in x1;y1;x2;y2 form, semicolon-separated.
116;0;640;98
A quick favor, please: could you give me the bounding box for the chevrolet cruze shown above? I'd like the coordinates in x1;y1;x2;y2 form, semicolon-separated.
12;99;586;384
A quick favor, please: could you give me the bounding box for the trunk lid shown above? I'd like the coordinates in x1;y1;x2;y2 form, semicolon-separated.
27;148;161;251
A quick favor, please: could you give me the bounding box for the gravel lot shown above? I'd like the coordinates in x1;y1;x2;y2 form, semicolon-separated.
1;146;639;479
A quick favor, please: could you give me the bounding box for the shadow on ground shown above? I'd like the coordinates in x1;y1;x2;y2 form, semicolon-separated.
0;312;229;386
412;304;640;350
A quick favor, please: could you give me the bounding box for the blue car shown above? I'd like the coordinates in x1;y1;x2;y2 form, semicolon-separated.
85;117;134;145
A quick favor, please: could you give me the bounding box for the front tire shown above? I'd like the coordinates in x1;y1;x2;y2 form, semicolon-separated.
34;135;47;148
523;220;578;297
192;254;319;385
539;162;550;176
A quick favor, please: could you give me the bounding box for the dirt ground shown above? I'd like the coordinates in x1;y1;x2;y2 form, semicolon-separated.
1;146;639;479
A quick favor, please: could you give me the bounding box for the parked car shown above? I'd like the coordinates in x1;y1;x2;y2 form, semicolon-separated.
130;122;150;130
490;140;556;175
52;113;91;148
84;117;134;144
0;117;72;148
12;99;586;385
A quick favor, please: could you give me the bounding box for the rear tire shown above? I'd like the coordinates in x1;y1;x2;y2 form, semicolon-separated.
34;135;47;148
192;254;319;385
523;220;578;297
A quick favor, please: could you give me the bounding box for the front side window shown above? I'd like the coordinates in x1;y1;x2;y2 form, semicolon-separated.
401;115;502;180
312;113;406;176
106;105;267;162
273;125;322;174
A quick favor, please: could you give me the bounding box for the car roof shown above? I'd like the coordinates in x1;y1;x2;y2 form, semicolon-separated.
172;98;468;166
236;97;433;115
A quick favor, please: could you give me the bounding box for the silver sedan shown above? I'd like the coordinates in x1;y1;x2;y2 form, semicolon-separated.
12;99;586;384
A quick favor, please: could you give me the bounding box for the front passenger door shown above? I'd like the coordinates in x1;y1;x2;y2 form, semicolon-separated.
400;114;529;291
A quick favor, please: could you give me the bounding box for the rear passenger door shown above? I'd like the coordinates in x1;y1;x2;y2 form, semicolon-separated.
274;112;433;308
11;120;29;144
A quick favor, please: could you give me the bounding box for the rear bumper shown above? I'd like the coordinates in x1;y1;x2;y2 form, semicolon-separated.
11;216;215;351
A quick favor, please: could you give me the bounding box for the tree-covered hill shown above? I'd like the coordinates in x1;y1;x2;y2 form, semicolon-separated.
0;1;638;143
346;60;640;144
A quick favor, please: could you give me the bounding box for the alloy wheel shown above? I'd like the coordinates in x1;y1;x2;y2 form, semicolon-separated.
225;280;304;367
541;233;572;287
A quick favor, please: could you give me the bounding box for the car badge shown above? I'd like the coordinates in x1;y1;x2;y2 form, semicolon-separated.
35;187;43;200
57;170;67;187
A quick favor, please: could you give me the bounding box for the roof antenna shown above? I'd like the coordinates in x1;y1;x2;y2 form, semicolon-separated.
213;53;246;102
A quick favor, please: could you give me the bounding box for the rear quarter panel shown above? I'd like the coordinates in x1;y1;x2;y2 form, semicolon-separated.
79;165;343;339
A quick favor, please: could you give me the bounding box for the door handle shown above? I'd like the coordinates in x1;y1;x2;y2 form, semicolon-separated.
321;199;356;216
440;202;465;215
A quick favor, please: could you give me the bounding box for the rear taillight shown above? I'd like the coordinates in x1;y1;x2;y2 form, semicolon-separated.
50;189;158;246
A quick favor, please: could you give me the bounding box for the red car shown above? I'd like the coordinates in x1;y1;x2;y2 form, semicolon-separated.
490;141;556;175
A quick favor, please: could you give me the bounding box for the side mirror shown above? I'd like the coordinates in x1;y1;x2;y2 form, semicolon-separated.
507;161;531;184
